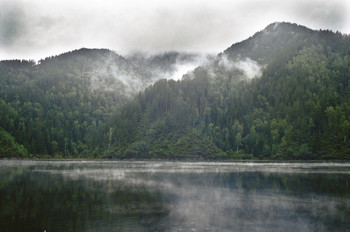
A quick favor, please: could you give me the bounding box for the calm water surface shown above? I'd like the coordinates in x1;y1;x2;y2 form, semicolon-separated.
0;160;349;232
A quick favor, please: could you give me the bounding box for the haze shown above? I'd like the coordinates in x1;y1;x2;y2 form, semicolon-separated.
0;0;349;60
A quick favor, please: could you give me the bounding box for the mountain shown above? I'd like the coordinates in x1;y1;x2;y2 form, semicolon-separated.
37;48;209;96
223;22;314;62
0;22;349;159
106;22;350;160
0;48;209;157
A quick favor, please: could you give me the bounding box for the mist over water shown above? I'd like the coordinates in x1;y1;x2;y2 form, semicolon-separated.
0;160;349;232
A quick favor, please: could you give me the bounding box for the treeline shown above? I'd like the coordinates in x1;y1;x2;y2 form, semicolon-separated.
106;23;350;160
0;22;349;159
0;48;205;158
0;49;126;158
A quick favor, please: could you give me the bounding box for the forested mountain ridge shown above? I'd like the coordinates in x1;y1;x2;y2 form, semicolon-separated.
223;22;314;62
107;22;350;160
0;49;207;158
1;22;350;159
0;49;125;158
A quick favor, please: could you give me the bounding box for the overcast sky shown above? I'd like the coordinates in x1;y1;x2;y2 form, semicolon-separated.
0;0;349;60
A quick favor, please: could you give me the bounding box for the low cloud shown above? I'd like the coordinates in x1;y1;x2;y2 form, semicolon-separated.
90;53;144;97
0;0;349;60
163;54;213;81
218;55;262;79
0;1;26;46
89;52;213;96
234;58;262;79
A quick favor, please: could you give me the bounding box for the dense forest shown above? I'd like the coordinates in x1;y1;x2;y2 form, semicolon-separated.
1;22;349;159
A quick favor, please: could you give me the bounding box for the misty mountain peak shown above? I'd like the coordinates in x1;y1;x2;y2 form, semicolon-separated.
262;22;313;37
223;22;314;63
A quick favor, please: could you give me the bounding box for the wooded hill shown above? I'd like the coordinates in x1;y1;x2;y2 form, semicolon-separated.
1;22;349;159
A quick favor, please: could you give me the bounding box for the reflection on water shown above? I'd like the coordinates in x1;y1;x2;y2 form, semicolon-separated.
0;160;349;232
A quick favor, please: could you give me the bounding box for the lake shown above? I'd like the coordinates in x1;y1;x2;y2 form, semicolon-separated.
0;160;349;232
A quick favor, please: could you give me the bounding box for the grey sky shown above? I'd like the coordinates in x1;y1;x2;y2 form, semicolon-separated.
0;0;349;60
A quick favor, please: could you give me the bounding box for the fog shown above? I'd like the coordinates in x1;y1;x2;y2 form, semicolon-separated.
0;0;349;60
88;52;213;95
162;53;213;81
218;55;263;79
2;160;350;174
1;160;349;231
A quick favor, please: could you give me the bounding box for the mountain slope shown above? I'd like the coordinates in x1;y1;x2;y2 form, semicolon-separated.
0;48;209;157
107;22;350;160
1;22;349;159
223;22;313;62
37;48;208;96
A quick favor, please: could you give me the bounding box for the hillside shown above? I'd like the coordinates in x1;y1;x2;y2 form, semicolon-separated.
0;49;207;157
1;22;349;159
106;22;350;160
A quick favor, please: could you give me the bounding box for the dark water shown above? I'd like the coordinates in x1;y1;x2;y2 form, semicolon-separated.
0;160;350;232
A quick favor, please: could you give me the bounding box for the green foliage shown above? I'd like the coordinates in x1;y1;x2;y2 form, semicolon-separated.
0;127;28;158
1;23;350;160
0;49;126;158
108;23;350;160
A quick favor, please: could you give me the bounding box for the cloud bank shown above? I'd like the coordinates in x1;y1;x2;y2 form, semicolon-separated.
0;0;349;60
